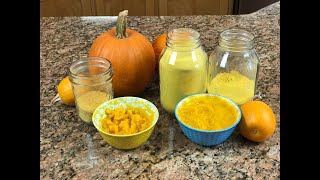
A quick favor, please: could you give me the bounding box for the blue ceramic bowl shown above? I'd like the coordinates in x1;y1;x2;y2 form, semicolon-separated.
174;93;241;146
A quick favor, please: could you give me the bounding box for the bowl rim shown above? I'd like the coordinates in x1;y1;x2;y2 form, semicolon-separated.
92;96;159;137
174;93;242;133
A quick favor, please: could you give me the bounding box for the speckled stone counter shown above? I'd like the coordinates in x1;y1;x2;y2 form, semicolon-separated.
40;2;280;179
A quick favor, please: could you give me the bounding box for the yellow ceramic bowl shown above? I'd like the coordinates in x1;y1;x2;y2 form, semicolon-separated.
92;97;159;150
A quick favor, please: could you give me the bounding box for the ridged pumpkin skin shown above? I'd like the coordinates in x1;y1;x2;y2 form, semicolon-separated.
239;101;276;142
89;28;155;97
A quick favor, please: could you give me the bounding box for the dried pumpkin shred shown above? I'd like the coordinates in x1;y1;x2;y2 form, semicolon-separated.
176;96;240;131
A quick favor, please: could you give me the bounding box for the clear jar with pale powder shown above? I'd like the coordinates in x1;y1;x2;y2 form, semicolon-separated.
68;57;113;124
208;29;260;105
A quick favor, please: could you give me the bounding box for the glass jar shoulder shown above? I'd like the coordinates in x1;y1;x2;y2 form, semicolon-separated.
160;46;208;69
208;46;260;85
209;46;259;66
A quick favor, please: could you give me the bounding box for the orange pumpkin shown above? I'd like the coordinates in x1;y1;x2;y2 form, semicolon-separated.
239;101;276;142
152;33;166;72
89;10;155;97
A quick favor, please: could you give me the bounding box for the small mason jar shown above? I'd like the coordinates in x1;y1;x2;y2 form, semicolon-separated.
208;29;260;105
159;28;208;114
68;57;113;124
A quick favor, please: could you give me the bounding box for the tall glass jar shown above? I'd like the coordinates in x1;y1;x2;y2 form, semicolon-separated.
68;57;114;124
208;29;260;105
159;28;208;114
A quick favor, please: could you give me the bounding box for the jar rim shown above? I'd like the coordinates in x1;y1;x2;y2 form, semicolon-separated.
166;28;201;49
167;28;200;40
220;29;255;42
68;56;113;84
219;29;255;51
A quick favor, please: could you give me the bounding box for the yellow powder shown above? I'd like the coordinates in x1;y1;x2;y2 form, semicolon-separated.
77;91;112;123
176;95;240;131
208;70;255;105
159;45;207;114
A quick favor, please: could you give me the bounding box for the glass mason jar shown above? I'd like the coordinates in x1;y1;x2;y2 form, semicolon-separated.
159;28;208;114
208;29;260;105
68;57;114;124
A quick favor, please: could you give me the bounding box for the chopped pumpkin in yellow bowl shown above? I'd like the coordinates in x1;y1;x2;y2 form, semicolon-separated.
92;97;159;150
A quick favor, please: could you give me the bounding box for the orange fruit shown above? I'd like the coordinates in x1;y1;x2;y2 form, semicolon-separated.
152;33;166;72
52;76;75;106
239;101;276;142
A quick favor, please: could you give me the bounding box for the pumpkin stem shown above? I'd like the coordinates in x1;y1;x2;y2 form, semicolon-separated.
115;10;129;39
251;129;258;134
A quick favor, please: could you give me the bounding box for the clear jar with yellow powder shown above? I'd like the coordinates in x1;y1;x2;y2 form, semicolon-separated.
68;57;113;124
208;29;260;105
159;28;208;114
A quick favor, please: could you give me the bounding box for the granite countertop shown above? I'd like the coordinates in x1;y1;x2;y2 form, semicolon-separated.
40;2;280;179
